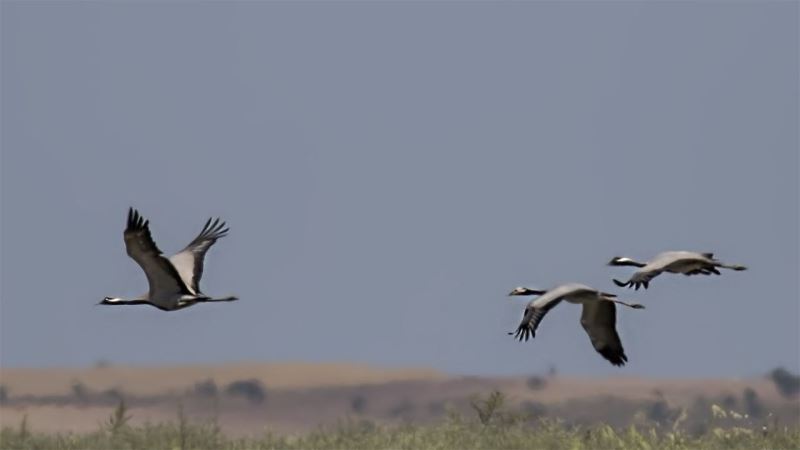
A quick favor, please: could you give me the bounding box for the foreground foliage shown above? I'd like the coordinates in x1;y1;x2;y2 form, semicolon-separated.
2;393;798;450
3;418;798;450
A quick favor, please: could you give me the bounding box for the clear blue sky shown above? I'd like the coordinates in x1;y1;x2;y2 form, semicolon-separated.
1;2;797;377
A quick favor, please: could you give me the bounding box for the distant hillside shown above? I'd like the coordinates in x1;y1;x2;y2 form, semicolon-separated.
1;362;796;435
0;362;446;396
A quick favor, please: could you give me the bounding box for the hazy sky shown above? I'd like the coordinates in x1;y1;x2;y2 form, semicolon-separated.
1;2;797;377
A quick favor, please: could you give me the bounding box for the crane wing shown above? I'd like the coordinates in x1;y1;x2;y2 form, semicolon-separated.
510;296;562;341
613;268;662;290
169;217;229;294
580;300;628;366
124;208;191;300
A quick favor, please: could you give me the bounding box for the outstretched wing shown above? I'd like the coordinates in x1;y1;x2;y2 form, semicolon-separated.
169;217;229;294
124;208;191;299
684;267;720;276
510;295;562;342
613;269;662;290
580;300;628;366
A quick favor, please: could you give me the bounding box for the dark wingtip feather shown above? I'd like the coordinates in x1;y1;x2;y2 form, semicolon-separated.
214;221;228;234
198;218;228;239
509;325;534;342
127;208;144;231
600;348;628;367
211;222;230;239
612;279;628;288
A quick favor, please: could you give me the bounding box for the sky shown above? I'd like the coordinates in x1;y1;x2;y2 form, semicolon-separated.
1;2;797;378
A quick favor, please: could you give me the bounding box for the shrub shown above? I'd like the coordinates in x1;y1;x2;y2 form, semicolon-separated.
104;399;131;436
93;358;112;369
388;401;415;419
101;388;124;403
427;400;446;416
743;388;764;418
646;398;675;424
520;400;547;419
192;379;219;398
17;414;29;442
350;394;367;414
721;393;738;410
769;367;800;399
71;381;90;403
224;379;266;404
469;390;506;426
526;375;547;391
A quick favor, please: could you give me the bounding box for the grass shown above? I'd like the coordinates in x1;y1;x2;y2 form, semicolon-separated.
1;393;798;450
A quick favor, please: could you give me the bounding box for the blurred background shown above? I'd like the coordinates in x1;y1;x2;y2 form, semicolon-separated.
1;1;797;434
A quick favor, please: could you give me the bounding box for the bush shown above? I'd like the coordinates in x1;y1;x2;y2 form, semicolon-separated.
101;388;124;403
646;398;675;424
526;375;547;391
743;388;764;418
71;381;90;403
520;400;547;419
93;358;112;369
469;390;506;426
769;367;800;399
224;379;266;404
721;393;738;410
388;401;415;419
192;379;219;398
104;399;131;436
350;394;367;414
427;400;446;415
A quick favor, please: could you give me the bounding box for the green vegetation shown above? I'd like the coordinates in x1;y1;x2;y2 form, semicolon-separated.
1;393;798;450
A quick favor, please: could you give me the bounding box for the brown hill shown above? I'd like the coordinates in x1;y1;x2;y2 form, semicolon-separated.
0;362;794;435
0;361;446;396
